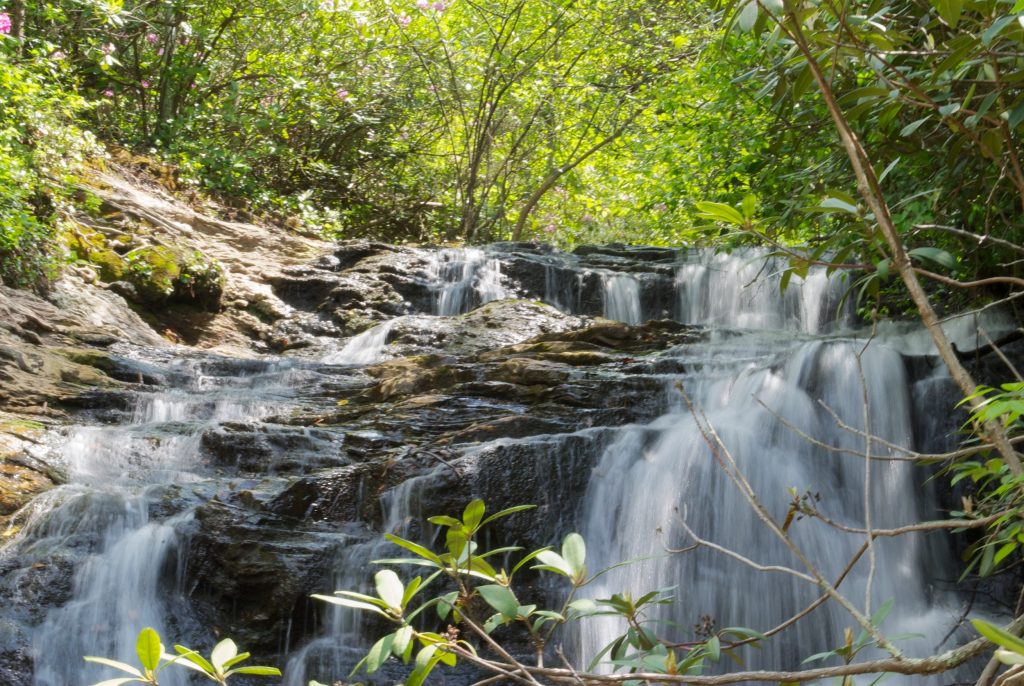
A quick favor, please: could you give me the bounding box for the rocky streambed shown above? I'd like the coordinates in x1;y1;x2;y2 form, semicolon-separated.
0;186;1014;685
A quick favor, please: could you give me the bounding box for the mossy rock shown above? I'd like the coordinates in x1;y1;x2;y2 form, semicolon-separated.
126;245;181;303
87;248;127;281
122;246;225;311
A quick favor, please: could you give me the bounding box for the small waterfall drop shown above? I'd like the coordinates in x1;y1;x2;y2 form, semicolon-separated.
602;273;642;324
19;359;300;686
428;248;508;316
323;320;396;365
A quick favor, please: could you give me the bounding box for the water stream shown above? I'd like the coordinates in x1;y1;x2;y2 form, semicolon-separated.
0;244;999;685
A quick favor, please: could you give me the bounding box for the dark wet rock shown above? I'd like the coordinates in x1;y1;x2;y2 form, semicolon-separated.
201;422;348;473
184;498;341;654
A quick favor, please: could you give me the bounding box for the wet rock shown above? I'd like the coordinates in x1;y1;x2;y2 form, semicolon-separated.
201;423;348;473
184;498;340;653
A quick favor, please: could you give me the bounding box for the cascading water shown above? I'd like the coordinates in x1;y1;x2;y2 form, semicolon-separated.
6;358;301;686
323;320;397;365
1;243;996;685
428;248;508;316
602;273;642;324
574;259;964;678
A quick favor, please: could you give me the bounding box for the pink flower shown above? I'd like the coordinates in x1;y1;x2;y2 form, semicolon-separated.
103;88;115;98
396;11;411;28
416;0;429;9
0;13;11;35
156;47;164;56
543;223;557;234
51;51;67;60
141;79;151;88
101;42;115;54
336;88;349;101
145;32;159;44
432;0;446;10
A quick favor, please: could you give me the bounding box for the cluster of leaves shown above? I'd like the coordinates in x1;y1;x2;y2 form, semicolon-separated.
948;383;1024;576
312;499;762;685
84;626;280;686
0;45;99;290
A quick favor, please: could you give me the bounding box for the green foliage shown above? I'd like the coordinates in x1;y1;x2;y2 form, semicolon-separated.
973;618;1024;667
313;500;760;684
946;384;1024;577
0;48;99;290
84;627;281;686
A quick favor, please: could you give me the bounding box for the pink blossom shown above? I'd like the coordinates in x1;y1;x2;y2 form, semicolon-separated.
51;51;67;60
543;223;557;234
396;11;411;28
156;47;164;56
336;88;349;101
146;32;159;44
101;42;116;54
141;79;151;89
432;0;446;10
0;13;11;35
416;0;430;9
103;88;115;98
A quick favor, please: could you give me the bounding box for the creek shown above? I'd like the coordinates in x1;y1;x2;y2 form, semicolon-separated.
0;243;1005;685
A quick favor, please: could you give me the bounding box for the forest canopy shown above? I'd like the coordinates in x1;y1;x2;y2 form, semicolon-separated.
1;0;1023;293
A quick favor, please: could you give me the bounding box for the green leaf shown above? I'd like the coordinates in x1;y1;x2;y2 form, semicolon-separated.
384;534;444;566
706;636;721;660
427;515;462;528
972;618;1024;655
477;584;520;618
134;627;162;672
375;569;404;610
82;657;143;678
511;547;551;575
819;196;859;214
480;504;536;526
463;499;486;530
437;591;459;620
222;652;251;670
736;1;758;32
695;201;746;226
930;0;963;27
210;638;238;673
561;533;586;580
393;625;415;661
534;549;573;577
909;247;957;271
983;15;1018;46
228;665;282;676
174;646;215;675
310;594;390;618
365;633;396;674
1007;101;1024;130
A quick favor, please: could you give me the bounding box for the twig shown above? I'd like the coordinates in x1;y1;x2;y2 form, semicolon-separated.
673;517;816;584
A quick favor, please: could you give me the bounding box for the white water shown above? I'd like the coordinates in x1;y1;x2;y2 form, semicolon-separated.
428;248;508;316
676;250;851;332
574;261;963;677
323;320;396;365
20;361;298;686
602;273;642;324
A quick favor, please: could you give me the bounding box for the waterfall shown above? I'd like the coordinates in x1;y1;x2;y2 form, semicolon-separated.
19;360;299;686
428;248;508;316
676;249;851;332
602;273;642;324
323;320;396;365
4;244;992;686
573;264;960;677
